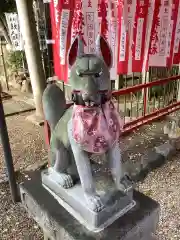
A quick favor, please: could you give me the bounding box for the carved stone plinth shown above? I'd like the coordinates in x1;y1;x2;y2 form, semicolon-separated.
42;169;135;232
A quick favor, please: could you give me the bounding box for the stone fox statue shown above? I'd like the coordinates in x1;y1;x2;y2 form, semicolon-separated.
43;35;132;213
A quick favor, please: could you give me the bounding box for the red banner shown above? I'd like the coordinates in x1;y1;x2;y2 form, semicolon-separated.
173;0;180;64
142;0;156;72
50;0;119;82
117;0;129;74
166;0;179;67
50;0;74;81
49;0;59;78
148;0;172;67
132;0;149;72
49;0;180;80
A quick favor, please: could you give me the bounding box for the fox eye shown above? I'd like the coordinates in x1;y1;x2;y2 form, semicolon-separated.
76;70;83;77
95;73;100;78
95;70;102;78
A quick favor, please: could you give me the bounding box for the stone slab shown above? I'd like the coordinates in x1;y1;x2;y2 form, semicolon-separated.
3;99;35;117
155;142;175;159
169;137;180;150
19;170;160;240
42;169;135;232
127;150;165;182
13;95;35;107
143;150;166;170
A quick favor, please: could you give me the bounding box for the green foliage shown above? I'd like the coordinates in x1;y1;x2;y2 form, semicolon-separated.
7;50;24;72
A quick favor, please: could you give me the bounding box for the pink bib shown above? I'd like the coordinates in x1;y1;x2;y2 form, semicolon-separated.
72;101;123;154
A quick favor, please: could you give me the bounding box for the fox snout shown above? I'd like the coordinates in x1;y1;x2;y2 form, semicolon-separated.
82;91;101;106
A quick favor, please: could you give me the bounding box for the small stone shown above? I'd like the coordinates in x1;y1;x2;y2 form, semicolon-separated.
144;189;153;196
6;217;11;221
170;165;175;170
155;142;175;159
34;225;39;229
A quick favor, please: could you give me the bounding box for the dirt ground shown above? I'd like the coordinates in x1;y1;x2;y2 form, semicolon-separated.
0;109;180;239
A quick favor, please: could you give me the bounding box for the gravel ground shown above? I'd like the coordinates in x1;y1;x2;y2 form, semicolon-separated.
0;112;46;239
139;154;180;240
0;182;43;239
1;111;180;239
0;112;47;175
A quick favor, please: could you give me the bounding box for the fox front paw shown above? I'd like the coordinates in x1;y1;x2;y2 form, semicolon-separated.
85;193;105;212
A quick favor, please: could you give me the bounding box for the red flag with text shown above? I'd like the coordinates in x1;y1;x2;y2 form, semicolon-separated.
49;0;119;82
49;0;180;81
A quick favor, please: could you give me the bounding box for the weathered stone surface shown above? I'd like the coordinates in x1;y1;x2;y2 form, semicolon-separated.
42;169;135;232
3;99;35;117
163;117;180;139
125;150;165;182
21;79;32;93
132;167;149;182
170;137;180;150
19;171;160;240
155;142;175;159
143;150;166;170
123;160;148;182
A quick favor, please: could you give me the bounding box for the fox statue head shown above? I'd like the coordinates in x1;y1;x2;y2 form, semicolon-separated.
68;35;113;107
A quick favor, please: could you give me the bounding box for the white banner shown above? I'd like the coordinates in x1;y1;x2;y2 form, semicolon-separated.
148;0;173;67
5;13;24;51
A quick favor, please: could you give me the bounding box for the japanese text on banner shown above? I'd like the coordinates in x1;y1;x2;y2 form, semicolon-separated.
173;0;180;64
166;0;179;67
132;0;149;72
148;0;172;67
117;0;129;74
50;0;119;82
5;13;24;51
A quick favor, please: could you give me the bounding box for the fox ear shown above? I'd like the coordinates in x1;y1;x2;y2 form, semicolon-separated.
96;35;112;69
68;36;84;67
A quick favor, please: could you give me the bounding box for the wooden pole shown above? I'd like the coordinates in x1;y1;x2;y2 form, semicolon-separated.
15;0;46;117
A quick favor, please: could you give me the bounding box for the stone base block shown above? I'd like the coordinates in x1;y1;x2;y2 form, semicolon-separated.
19;171;160;240
42;169;135;232
155;142;176;159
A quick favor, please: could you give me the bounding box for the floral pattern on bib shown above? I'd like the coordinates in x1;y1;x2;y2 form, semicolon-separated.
72;101;124;153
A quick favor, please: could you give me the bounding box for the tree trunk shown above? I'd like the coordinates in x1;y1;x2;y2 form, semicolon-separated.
0;18;11;45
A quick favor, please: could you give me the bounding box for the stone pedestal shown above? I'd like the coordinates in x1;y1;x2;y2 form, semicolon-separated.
41;169;135;232
19;171;160;240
